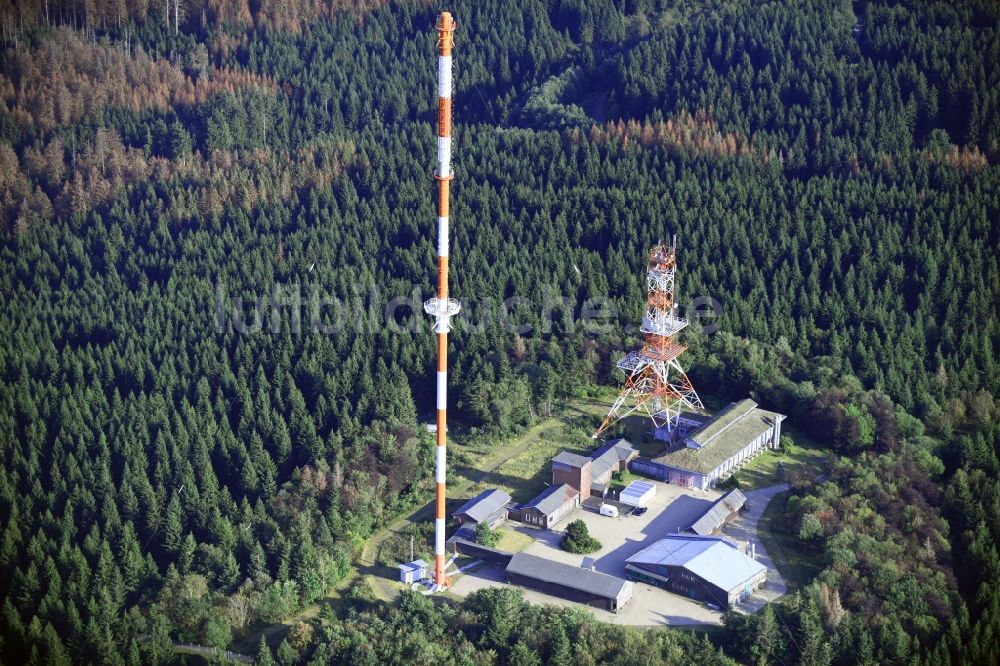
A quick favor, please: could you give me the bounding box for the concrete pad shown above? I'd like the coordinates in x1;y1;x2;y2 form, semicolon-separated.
449;481;726;626
447;480;791;624
520;482;721;577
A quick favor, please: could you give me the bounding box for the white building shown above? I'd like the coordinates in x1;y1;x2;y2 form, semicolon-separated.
398;559;428;584
625;534;766;606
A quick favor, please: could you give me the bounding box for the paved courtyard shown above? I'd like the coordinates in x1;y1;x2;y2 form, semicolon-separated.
448;480;790;625
724;483;790;612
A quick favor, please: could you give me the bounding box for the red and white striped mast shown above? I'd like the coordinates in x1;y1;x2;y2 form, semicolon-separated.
423;11;460;590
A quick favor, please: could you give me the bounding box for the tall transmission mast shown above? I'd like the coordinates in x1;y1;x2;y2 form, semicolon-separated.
593;238;704;439
423;11;460;590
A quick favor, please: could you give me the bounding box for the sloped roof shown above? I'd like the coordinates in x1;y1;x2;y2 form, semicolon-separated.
688;489;747;535
626;535;766;593
677;411;712;426
551;451;591;469
652;401;784;474
688;501;731;535
522;484;578;516
507;552;631;600
687;399;758;448
447;525;476;544
398;559;427;572
453;488;512;523
720;489;747;511
590;438;636;479
591;437;636;461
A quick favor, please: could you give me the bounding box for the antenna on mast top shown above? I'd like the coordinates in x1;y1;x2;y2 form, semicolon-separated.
593;236;704;439
423;10;460;592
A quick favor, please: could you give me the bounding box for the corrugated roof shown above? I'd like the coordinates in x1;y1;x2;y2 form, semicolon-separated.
626;535;766;592
507;552;631;600
688;502;732;535
522;484;578;516
591;438;635;461
453;488;512;523
721;489;747;511
447;525;476;544
551;451;591;469
652;402;783;474
688;489;747;535
398;559;427;572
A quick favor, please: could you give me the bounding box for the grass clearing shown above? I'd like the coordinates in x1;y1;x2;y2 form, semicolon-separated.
735;425;831;489
472;421;591;501
757;489;824;589
609;468;644;490
493;528;535;552
451;397;612;502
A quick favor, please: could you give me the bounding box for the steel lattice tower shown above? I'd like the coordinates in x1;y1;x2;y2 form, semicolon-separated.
593;238;704;439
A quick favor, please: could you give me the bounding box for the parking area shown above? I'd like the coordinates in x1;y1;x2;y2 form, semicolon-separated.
523;483;721;574
449;481;740;626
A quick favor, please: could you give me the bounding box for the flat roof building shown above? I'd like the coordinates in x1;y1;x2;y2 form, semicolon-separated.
619;480;657;507
632;400;784;490
506;552;634;612
625;534;766;607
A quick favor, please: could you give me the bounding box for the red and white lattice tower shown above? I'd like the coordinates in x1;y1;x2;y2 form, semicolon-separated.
423;11;460;590
593;238;704;439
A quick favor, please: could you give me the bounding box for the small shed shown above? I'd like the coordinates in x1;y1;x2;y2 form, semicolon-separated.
453;488;512;529
620;480;656;507
687;489;747;536
510;484;581;529
398;559;427;584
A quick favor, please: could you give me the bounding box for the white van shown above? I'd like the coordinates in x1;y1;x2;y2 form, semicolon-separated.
599;504;619;518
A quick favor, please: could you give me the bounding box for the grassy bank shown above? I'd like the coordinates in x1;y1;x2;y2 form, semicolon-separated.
733;425;830;490
756;489;824;589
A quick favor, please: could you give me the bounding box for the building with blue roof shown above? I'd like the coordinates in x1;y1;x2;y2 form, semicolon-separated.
619;480;656;507
624;534;767;606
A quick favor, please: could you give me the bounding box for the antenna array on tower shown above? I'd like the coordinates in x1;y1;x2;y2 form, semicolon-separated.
422;11;459;591
594;239;704;439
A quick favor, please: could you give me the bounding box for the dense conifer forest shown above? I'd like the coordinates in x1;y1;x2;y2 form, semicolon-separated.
0;0;998;663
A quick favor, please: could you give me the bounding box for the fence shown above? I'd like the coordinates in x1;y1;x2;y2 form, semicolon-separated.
172;642;253;663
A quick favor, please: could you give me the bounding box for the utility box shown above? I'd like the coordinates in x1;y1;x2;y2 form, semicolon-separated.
600;504;619;518
398;559;428;584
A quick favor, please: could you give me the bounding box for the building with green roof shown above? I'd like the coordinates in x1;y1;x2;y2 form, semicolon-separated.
631;399;785;489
